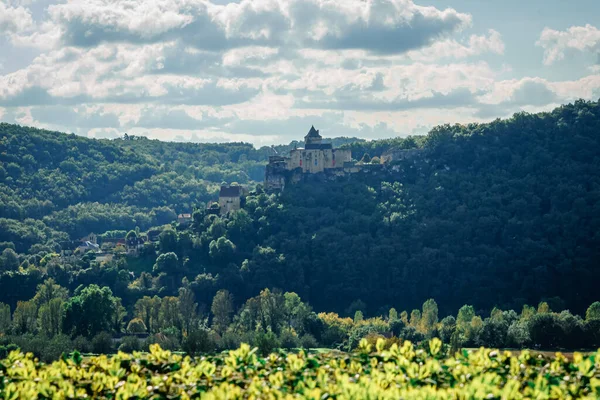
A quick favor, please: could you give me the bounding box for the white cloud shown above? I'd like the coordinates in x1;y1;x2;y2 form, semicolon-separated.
1;0;599;145
0;1;33;34
404;29;504;61
537;24;600;65
43;0;470;54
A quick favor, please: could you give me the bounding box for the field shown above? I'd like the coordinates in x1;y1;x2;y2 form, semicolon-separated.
2;339;600;399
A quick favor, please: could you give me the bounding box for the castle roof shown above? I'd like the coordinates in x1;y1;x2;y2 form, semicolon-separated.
305;125;321;138
305;143;332;150
219;185;241;197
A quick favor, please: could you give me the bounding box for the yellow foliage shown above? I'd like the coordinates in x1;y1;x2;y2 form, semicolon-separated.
1;341;600;399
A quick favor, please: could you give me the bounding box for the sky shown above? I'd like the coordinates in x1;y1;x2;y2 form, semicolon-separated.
0;0;599;146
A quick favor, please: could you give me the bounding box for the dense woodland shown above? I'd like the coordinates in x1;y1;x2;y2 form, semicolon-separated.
0;99;600;358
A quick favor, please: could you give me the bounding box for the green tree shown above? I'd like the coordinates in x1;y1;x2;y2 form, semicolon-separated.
159;296;181;331
13;300;37;334
182;328;214;356
586;302;600;321
63;285;122;338
409;309;421;329
537;302;551;314
528;313;565;348
134;296;161;333
127;318;147;334
421;299;439;337
0;303;11;334
353;310;363;323
211;290;234;334
91;332;114;354
439;316;456;343
159;229;178;253
33;278;68;308
1;248;19;271
111;298;127;334
283;292;311;335
178;281;197;336
520;305;536;321
400;311;409;325
39;298;64;337
209;237;236;263
456;305;475;331
153;252;179;274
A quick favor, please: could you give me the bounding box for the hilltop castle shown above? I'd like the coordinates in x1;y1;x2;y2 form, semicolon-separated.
264;126;424;191
265;126;352;190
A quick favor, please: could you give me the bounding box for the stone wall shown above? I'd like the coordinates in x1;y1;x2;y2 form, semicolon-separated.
219;196;241;215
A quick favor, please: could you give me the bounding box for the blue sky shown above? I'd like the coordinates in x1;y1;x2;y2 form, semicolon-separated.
1;0;599;145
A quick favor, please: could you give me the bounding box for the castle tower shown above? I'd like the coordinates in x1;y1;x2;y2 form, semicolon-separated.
304;125;322;145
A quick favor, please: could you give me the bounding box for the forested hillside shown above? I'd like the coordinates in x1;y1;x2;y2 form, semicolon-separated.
0;99;599;332
0;126;268;250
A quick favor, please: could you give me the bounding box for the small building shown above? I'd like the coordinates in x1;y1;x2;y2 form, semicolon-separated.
77;241;100;253
126;236;145;256
80;233;97;245
219;185;244;215
177;213;192;225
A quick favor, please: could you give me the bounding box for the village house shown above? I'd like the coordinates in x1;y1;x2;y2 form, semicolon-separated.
77;240;99;253
126;235;145;256
80;233;97;245
177;213;192;225
218;185;246;215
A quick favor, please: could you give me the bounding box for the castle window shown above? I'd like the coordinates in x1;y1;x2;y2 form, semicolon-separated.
314;159;318;166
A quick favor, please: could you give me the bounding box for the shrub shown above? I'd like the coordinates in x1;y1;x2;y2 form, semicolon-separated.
299;334;318;350
389;318;406;337
14;335;47;359
127;318;147;334
73;336;92;353
42;335;73;363
119;336;142;353
528;314;565;348
438;316;456;343
254;331;280;356
399;326;424;344
6;343;18;353
507;321;531;348
182;329;215;356
478;319;509;348
584;319;600;348
218;331;242;351
280;330;299;349
91;332;114;354
144;332;179;352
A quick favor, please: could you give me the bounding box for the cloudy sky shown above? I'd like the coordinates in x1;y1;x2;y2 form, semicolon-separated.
1;0;599;145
